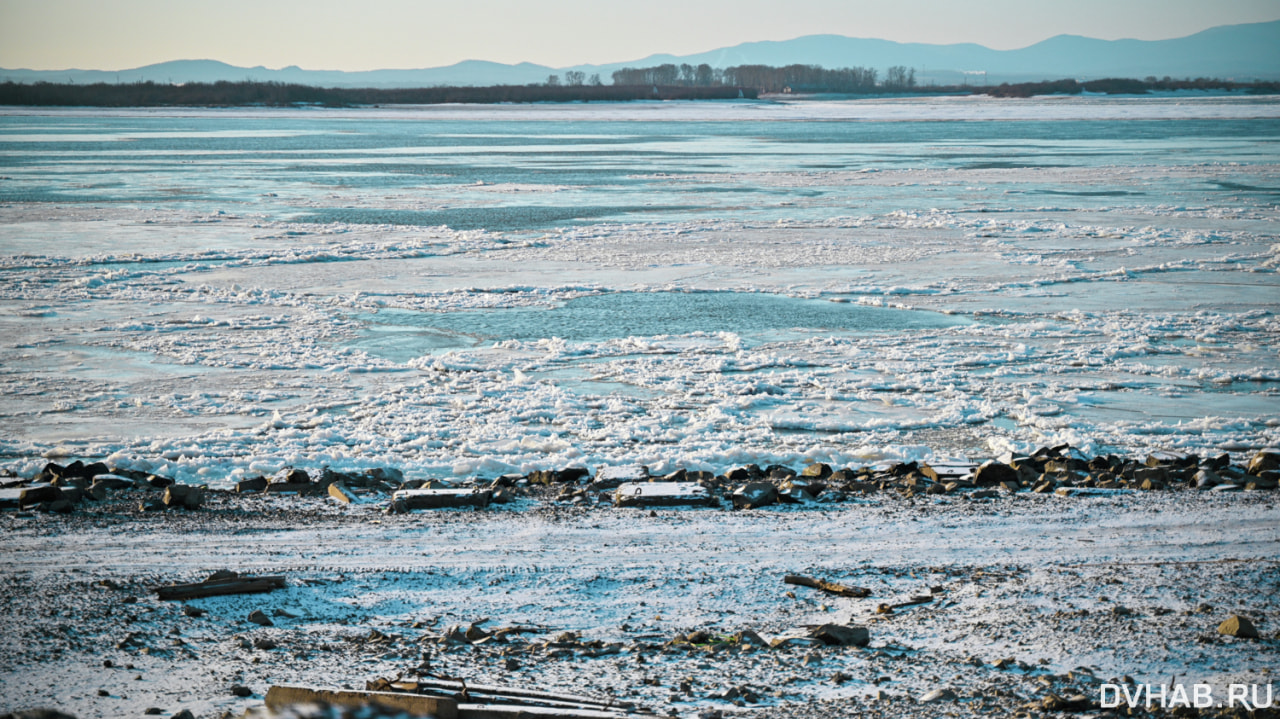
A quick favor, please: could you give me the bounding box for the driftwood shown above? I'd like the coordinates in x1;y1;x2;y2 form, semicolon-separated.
783;574;871;598
154;571;285;601
382;677;644;715
266;686;458;718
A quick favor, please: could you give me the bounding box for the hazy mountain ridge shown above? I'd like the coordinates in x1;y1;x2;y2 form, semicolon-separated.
3;20;1277;87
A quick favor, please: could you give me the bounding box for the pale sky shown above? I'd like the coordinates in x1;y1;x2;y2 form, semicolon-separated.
2;0;1278;71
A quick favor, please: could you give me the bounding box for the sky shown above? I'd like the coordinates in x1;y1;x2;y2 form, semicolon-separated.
2;0;1279;71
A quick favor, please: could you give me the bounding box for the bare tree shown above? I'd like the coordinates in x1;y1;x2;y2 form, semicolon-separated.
588;73;602;86
564;70;586;86
545;74;560;86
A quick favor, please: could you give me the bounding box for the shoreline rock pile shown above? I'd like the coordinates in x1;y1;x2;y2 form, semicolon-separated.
2;446;1276;516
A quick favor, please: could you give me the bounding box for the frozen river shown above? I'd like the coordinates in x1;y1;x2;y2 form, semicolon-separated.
1;96;1277;484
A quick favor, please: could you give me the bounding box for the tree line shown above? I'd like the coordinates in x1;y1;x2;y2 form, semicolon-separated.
610;63;916;92
0;80;755;107
986;76;1280;98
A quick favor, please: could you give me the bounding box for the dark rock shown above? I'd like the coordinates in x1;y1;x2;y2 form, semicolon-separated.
171;711;194;719
37;499;74;513
144;708;162;715
162;484;204;510
230;685;252;698
182;606;206;618
277;468;310;485
235;476;268;493
252;637;278;650
725;465;760;482
247;610;273;627
92;475;134;491
3;710;80;719
765;465;795;480
973;461;1017;487
1194;469;1220;489
17;484;62;508
731;482;777;509
808;623;870;647
146;475;174;489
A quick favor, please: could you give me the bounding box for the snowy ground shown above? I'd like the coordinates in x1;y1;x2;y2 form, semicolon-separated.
1;489;1277;718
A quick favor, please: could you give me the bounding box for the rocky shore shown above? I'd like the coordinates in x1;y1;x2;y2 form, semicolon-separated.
1;446;1277;719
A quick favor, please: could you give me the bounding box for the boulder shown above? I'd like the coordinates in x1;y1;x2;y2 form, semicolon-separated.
393;488;491;510
801;463;832;479
1246;450;1280;475
918;687;957;703
162;484;204;509
1218;615;1259;639
731;482;778;509
808;624;869;647
973;461;1017;487
235;476;268;493
615;481;715;508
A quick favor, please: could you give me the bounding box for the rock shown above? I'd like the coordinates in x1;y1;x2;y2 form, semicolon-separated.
247;610;273;627
614;481;715;508
808;623;870;647
731;482;777;509
1193;469;1219;489
144;708;162;715
1246;450;1280;475
252;637;278;650
918;687;957;703
393;487;491;510
1042;693;1093;711
1247;473;1279;490
1132;466;1167;484
162;484;203;510
328;482;357;504
93;475;135;490
801;463;832;479
973;461;1017;487
528;467;589;485
1217;614;1259;639
181;606;206;618
2;711;80;719
171;711;195;719
230;685;252;698
590;464;648;490
235;476;268;493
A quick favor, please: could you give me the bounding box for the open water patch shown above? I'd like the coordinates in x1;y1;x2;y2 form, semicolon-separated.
298;205;696;231
352;291;967;362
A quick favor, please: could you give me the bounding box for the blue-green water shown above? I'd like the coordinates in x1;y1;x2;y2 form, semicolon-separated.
354;291;966;361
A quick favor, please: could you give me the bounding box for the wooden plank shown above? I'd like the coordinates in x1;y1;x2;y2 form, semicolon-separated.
155;574;285;601
783;574;871;598
266;685;458;719
390;680;637;713
458;704;637;719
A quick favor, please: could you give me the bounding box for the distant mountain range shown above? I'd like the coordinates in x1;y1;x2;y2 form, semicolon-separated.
4;20;1277;88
